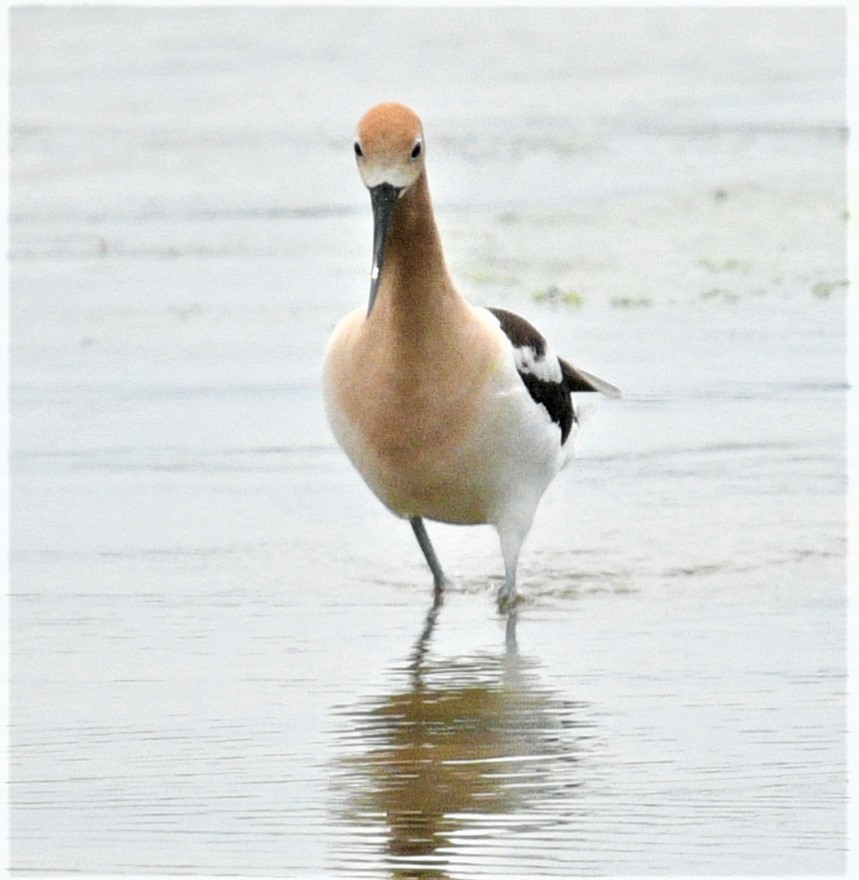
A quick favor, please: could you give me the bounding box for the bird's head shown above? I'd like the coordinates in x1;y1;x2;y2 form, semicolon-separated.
353;103;426;316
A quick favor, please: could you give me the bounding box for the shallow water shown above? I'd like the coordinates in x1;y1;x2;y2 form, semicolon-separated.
8;7;848;876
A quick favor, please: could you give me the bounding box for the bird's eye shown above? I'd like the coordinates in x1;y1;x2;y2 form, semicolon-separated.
354;141;364;159
410;141;422;159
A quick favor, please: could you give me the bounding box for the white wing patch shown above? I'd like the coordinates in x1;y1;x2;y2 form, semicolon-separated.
511;343;563;384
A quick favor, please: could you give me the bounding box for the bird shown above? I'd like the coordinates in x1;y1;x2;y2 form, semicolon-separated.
323;102;619;611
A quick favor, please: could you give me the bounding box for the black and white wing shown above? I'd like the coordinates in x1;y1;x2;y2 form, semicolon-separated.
488;307;620;445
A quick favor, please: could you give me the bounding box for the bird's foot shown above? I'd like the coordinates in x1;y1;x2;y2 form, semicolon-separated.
496;584;521;614
432;575;453;605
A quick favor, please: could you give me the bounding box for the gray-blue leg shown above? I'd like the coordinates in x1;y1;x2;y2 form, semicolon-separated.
410;516;450;597
497;568;519;613
497;524;527;613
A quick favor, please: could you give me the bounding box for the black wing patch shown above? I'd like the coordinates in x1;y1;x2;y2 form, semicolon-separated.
488;307;577;444
489;307;619;445
560;358;622;399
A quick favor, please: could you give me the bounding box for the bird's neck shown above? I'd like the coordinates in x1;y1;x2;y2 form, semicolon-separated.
373;171;463;337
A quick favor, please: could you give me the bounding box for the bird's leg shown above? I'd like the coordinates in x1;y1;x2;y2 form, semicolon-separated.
410;516;450;597
497;569;518;614
497;525;526;613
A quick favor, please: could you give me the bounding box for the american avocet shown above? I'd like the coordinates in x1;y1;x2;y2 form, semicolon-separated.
323;102;619;611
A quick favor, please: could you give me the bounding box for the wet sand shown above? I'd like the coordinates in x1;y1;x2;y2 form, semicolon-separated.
9;7;848;876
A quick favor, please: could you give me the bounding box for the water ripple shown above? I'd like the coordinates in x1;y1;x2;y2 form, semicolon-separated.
328;608;596;876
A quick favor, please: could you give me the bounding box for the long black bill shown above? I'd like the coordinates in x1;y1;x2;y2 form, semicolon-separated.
367;182;402;317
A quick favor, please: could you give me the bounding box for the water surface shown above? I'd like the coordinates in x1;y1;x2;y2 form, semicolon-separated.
9;7;847;876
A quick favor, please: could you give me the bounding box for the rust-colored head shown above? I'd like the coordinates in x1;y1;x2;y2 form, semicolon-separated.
354;102;425;192
354;104;428;316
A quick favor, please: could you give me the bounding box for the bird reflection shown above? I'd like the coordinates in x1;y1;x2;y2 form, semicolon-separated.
331;599;590;877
